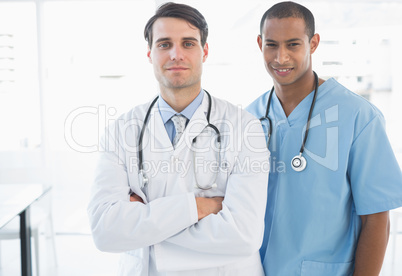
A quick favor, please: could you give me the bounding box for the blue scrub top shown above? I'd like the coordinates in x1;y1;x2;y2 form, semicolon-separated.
246;78;402;276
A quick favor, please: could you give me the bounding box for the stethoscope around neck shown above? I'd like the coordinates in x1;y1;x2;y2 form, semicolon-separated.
137;90;221;191
260;71;319;172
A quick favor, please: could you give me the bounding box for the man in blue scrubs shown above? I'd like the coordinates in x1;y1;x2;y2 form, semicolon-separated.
246;2;402;275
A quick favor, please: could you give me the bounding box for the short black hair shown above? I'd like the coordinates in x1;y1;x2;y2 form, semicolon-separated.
144;2;208;48
259;1;315;40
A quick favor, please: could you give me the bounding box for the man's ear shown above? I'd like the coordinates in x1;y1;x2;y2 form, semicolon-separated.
310;33;320;54
147;45;152;64
202;42;209;62
257;35;263;51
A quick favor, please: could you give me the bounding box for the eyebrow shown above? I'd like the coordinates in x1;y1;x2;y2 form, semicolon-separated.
182;37;199;42
155;37;170;44
265;38;302;43
154;37;199;44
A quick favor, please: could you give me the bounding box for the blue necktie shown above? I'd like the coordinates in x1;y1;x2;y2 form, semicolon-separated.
171;114;187;147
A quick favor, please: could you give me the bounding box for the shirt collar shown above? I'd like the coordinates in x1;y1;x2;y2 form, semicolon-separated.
158;89;205;124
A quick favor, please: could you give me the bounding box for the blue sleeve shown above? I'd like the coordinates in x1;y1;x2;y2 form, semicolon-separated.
348;114;402;215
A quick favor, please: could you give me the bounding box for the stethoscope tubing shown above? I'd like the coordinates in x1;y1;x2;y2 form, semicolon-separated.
300;72;319;155
138;96;159;172
260;71;319;171
138;90;221;190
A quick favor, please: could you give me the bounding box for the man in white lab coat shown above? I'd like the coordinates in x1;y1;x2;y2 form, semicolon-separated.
87;2;269;275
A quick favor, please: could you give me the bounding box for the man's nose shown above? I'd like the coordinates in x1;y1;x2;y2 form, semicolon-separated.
275;46;289;64
170;45;184;61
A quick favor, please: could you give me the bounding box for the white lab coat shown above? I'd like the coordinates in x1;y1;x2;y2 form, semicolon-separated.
87;92;269;275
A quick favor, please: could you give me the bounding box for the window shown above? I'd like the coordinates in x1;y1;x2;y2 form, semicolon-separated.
0;2;40;152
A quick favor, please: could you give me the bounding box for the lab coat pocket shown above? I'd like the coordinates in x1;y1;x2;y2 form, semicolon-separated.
118;249;148;276
301;260;354;276
221;252;264;276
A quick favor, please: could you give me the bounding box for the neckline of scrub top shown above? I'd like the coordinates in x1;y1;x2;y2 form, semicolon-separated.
158;89;205;123
270;78;335;127
270;91;313;127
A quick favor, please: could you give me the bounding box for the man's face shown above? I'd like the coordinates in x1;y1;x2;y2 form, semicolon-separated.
258;17;318;87
147;17;208;92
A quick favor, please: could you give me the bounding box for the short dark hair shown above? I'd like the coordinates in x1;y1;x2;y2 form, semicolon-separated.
144;2;209;48
259;1;315;40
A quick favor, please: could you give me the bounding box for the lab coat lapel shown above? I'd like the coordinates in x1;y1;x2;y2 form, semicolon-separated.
183;93;209;144
147;104;174;151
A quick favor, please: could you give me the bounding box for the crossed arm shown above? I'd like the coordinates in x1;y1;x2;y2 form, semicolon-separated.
130;193;224;220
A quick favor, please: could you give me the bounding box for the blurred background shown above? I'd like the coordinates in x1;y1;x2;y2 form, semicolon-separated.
0;0;401;275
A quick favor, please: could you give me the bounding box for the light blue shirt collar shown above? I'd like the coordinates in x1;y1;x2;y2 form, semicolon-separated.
158;89;205;123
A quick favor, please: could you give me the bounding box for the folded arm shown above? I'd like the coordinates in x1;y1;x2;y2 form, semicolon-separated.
159;120;269;257
130;194;224;220
87;144;201;253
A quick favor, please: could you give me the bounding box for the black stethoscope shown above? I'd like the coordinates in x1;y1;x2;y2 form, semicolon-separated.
259;71;319;172
138;90;222;191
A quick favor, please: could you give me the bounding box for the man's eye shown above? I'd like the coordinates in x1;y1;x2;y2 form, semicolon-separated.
159;43;169;48
266;43;276;47
184;42;194;47
289;43;300;47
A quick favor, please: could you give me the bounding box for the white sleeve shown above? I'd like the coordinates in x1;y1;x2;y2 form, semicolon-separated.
154;119;269;270
87;125;198;253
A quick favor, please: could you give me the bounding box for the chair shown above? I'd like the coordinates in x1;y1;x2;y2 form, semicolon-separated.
0;195;57;275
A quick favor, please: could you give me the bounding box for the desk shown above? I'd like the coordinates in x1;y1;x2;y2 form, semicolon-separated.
0;184;50;276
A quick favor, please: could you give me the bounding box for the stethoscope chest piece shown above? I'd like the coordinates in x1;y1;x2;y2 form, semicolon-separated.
291;154;307;172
